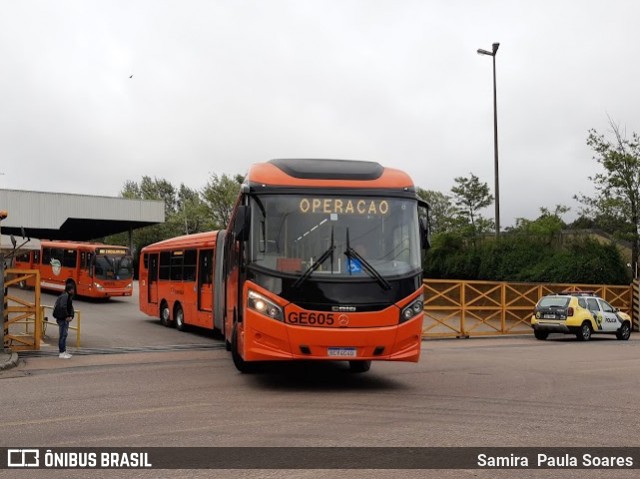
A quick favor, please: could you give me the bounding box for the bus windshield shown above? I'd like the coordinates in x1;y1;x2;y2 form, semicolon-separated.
249;195;421;279
94;254;134;280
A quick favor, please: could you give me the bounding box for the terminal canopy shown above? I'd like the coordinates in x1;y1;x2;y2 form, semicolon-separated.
0;189;164;241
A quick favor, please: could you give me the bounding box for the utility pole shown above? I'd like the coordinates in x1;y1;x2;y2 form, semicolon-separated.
0;210;7;351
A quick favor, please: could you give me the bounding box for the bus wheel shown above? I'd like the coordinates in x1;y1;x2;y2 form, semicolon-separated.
160;301;172;327
349;360;371;373
175;304;186;332
231;326;255;373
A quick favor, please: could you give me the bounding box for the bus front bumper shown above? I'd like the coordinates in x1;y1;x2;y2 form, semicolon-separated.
240;313;423;363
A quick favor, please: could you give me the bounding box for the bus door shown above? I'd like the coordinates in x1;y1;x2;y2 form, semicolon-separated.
78;251;92;292
148;253;159;304
214;231;226;332
198;249;213;312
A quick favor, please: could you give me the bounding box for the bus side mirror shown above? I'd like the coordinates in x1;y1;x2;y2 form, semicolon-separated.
233;205;251;242
418;200;431;250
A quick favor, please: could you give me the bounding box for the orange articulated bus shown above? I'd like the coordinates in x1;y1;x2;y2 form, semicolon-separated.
139;159;430;373
13;241;134;298
139;232;222;331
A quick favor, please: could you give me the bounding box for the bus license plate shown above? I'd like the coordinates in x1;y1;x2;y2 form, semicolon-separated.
328;348;357;358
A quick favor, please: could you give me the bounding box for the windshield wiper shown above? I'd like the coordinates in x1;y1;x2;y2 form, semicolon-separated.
292;226;335;289
344;228;391;291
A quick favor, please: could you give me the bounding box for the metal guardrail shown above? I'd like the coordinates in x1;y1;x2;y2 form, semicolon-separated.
40;304;82;348
422;279;633;338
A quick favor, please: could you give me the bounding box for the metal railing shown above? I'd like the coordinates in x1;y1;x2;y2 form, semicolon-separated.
40;305;82;348
422;279;633;338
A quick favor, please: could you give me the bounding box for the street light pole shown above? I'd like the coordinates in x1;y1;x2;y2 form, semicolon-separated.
477;42;500;237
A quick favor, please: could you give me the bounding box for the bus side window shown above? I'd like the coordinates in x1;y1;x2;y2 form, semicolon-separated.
170;251;184;281
51;248;64;267
34;250;40;264
159;252;170;280
199;249;213;285
63;249;77;268
183;249;197;282
42;248;51;265
143;253;149;270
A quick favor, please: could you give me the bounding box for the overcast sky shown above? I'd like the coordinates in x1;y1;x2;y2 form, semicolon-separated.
1;0;639;226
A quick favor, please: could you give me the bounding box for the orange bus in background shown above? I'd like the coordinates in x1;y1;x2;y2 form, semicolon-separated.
14;240;134;298
138;232;223;331
139;159;430;374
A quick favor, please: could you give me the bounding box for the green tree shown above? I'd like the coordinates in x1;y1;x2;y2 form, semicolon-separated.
512;205;569;236
176;184;212;235
416;188;457;234
202;173;244;229
575;120;640;275
450;173;494;235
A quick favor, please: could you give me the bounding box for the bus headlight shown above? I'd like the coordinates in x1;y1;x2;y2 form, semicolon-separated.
126;283;133;289
248;290;283;321
400;296;423;323
94;282;104;290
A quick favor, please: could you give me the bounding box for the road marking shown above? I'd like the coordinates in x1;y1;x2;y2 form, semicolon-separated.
0;403;213;428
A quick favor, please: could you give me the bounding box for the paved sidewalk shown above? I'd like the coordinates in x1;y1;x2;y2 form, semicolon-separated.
0;351;19;371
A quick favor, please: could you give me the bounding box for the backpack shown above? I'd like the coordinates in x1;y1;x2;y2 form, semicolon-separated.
53;293;68;320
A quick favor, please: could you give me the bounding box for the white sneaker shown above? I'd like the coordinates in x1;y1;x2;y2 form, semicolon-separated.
59;352;72;359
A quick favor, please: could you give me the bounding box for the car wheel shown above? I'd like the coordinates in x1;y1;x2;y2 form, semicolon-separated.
576;322;592;341
616;322;631;341
175;304;186;332
349;360;371;373
534;330;549;340
231;325;255;373
160;301;172;327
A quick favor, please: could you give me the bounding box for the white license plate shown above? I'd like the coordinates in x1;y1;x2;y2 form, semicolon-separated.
327;347;357;358
543;314;557;319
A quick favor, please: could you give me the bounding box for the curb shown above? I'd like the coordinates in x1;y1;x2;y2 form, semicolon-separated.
0;352;19;371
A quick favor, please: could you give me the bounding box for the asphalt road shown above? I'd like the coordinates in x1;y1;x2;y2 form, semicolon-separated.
2;283;640;479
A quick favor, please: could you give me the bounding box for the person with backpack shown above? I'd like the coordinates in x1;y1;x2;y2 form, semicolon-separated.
53;280;75;359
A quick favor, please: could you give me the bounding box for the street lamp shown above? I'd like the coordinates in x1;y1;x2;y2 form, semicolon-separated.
477;42;500;237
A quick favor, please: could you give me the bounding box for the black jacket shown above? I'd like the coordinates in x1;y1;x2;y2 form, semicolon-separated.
53;292;75;321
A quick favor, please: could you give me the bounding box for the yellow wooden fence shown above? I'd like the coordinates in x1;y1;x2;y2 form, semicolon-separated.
422;279;633;338
3;269;41;350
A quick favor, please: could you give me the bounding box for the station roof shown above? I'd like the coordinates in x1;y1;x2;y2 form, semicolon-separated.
0;189;165;241
0;235;40;254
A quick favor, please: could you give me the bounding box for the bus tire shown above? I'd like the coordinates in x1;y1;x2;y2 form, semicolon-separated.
231;326;255;373
616;321;631;340
174;304;186;331
160;301;172;327
349;360;371;373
